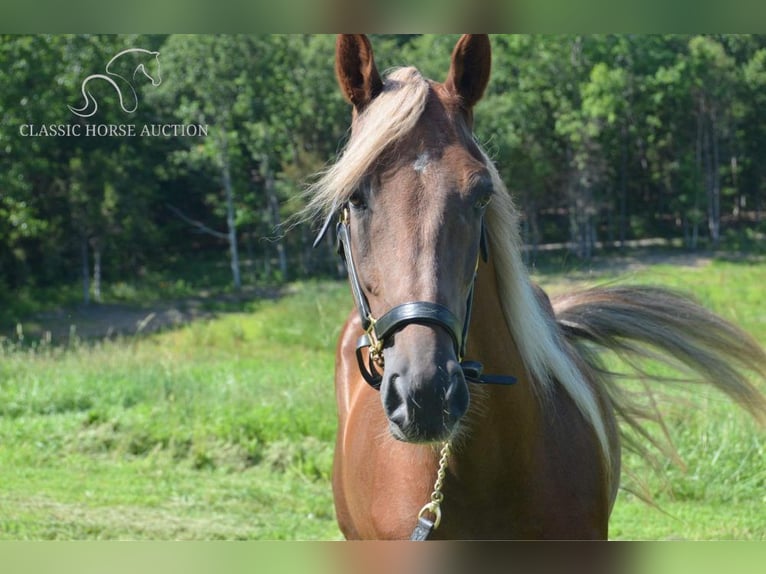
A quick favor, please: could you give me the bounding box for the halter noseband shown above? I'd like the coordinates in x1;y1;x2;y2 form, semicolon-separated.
316;205;516;389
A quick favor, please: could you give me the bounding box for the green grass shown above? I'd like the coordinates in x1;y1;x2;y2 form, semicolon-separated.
0;257;764;539
0;281;348;540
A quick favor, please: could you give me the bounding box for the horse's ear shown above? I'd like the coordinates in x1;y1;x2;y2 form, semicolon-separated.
445;34;491;109
335;34;383;111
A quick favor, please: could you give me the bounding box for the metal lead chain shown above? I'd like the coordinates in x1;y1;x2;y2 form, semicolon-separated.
417;441;451;530
365;315;385;367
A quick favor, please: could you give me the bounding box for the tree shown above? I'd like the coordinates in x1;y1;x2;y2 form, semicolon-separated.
154;35;277;290
741;43;766;225
61;35;166;303
0;35;67;290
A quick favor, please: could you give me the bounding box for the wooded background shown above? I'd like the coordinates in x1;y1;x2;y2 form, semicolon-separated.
2;34;765;305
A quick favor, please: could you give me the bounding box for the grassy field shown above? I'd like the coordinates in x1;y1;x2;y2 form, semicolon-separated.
0;254;764;540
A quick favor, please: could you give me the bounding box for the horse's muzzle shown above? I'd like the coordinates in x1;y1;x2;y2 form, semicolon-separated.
380;341;469;443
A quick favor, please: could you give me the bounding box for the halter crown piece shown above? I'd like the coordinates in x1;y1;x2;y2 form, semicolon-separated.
315;204;517;389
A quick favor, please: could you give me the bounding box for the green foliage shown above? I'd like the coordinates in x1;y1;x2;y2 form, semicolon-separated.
2;34;766;308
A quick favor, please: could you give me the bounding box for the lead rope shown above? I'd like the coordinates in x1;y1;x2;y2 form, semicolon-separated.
410;441;451;541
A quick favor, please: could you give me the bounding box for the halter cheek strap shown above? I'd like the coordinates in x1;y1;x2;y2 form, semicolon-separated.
321;206;516;390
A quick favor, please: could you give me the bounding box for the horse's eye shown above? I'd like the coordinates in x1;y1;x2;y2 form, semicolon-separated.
349;190;366;209
474;192;493;210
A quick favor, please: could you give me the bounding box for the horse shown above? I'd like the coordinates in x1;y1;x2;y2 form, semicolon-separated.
305;34;766;540
69;48;162;118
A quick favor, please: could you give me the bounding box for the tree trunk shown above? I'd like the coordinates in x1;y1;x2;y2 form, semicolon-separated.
692;219;699;249
244;226;256;284
91;238;102;303
708;110;721;249
529;205;541;261
262;155;288;281
524;194;540;264
298;224;307;276
521;208;530;265
81;235;90;305
619;124;628;249
220;139;241;291
263;237;271;279
691;101;703;250
565;147;581;257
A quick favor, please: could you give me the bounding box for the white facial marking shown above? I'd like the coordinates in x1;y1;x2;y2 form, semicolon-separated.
413;152;430;174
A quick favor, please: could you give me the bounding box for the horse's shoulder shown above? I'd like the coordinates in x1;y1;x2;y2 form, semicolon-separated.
337;309;362;348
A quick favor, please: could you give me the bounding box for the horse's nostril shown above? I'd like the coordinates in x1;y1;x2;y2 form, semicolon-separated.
446;375;470;421
383;373;409;426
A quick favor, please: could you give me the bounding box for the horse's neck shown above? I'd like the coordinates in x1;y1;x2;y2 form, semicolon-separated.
467;258;530;388
463;258;542;442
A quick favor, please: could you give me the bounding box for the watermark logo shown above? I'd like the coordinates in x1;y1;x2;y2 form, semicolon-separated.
18;46;207;138
69;48;162;118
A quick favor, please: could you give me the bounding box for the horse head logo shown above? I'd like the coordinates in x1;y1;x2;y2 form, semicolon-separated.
69;48;162;118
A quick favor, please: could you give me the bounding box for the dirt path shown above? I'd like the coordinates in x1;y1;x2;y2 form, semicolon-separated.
14;287;283;343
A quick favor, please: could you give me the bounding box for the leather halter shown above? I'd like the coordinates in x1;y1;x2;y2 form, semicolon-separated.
315;205;517;389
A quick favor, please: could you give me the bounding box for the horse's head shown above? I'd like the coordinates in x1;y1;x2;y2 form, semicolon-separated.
134;50;162;87
333;35;493;443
